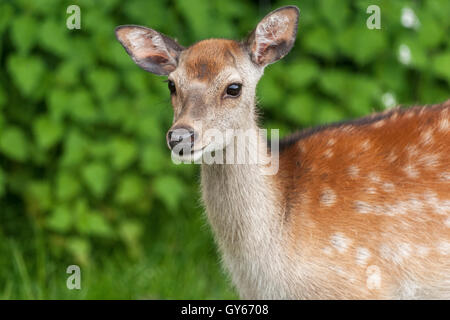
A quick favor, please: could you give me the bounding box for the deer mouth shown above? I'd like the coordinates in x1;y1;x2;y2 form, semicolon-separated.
171;144;208;162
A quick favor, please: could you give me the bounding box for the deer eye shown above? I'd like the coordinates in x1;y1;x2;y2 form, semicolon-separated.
225;83;242;98
168;80;176;95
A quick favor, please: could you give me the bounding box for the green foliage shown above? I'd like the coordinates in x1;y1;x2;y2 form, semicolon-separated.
0;0;449;299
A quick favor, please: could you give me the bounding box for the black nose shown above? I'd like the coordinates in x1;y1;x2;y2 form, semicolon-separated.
167;127;196;150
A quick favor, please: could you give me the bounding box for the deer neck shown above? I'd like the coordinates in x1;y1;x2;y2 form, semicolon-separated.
200;123;288;298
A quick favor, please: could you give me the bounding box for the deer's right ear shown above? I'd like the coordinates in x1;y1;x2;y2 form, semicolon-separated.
115;25;184;75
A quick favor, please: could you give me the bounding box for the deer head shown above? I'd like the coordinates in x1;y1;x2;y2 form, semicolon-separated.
115;6;299;162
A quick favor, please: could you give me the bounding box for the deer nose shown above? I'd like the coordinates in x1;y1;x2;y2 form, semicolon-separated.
167;126;197;150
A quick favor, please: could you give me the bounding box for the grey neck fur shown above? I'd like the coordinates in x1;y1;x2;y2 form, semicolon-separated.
200;124;290;299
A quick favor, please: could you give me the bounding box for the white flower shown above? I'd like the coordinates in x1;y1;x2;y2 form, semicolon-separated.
401;7;420;29
398;44;412;65
382;92;396;109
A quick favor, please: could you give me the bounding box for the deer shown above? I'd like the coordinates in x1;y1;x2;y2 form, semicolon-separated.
116;6;450;299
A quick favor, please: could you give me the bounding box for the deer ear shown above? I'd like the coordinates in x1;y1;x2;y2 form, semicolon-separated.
246;6;299;67
115;25;184;75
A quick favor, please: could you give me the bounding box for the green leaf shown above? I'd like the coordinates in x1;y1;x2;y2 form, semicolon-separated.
87;69;119;102
47;89;70;121
11;15;38;54
33;116;63;149
176;0;213;39
257;75;283;109
285;94;315;125
27;181;52;211
319;0;350;30
0;167;5;197
54;62;80;87
336;26;387;65
0;3;13;34
317;101;346;125
0;126;28;161
47;205;72;232
67;237;90;265
61;129;88;166
0;85;6;109
302;26;335;59
7;55;45;97
67;89;97;123
39;19;71;57
119;220;143;245
432;52;450;83
115;174;146;205
56;171;81;201
285;60;319;88
153;175;185;211
76;204;113;237
140;145;166;174
82;162;111;198
110;138;137;170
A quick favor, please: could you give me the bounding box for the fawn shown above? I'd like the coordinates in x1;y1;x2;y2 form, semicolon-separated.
116;6;450;299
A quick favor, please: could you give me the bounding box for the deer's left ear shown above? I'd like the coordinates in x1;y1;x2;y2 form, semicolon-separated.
246;6;299;67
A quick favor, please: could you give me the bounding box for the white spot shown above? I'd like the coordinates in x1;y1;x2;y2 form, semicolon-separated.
361;140;371;152
322;246;333;256
382;182;395;193
406;145;419;158
445;217;450;228
439;172;450;182
399;281;421;298
366;265;381;290
330;233;351;253
356;247;371;266
366;187;377;195
424;191;450;215
416;245;430;257
373;120;386;128
327;138;336;146
380;243;412;264
386;151;398;163
398;44;412;65
437;241;450;255
405;111;414;119
368;173;381;183
330;265;346;277
320;188;336;207
382;92;397;109
354;200;372;214
420;129;434;145
438;117;449;131
398;243;412;259
324;148;333;158
348;165;360;178
418;153;440;167
403;164;419;178
401;7;420;29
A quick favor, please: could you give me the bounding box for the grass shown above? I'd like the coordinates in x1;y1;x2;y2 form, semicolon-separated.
0;202;237;299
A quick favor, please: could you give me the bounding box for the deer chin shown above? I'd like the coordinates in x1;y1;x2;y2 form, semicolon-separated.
170;144;209;163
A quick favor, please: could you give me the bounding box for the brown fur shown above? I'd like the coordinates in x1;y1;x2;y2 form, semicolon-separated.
275;102;450;298
181;39;242;82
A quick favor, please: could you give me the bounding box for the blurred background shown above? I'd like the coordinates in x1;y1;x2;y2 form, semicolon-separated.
0;0;449;299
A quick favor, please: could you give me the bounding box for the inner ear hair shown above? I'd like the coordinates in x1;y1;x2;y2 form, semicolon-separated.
115;25;184;76
247;6;299;67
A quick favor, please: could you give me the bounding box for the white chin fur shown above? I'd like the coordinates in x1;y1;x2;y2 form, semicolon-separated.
171;148;204;163
170;143;221;164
